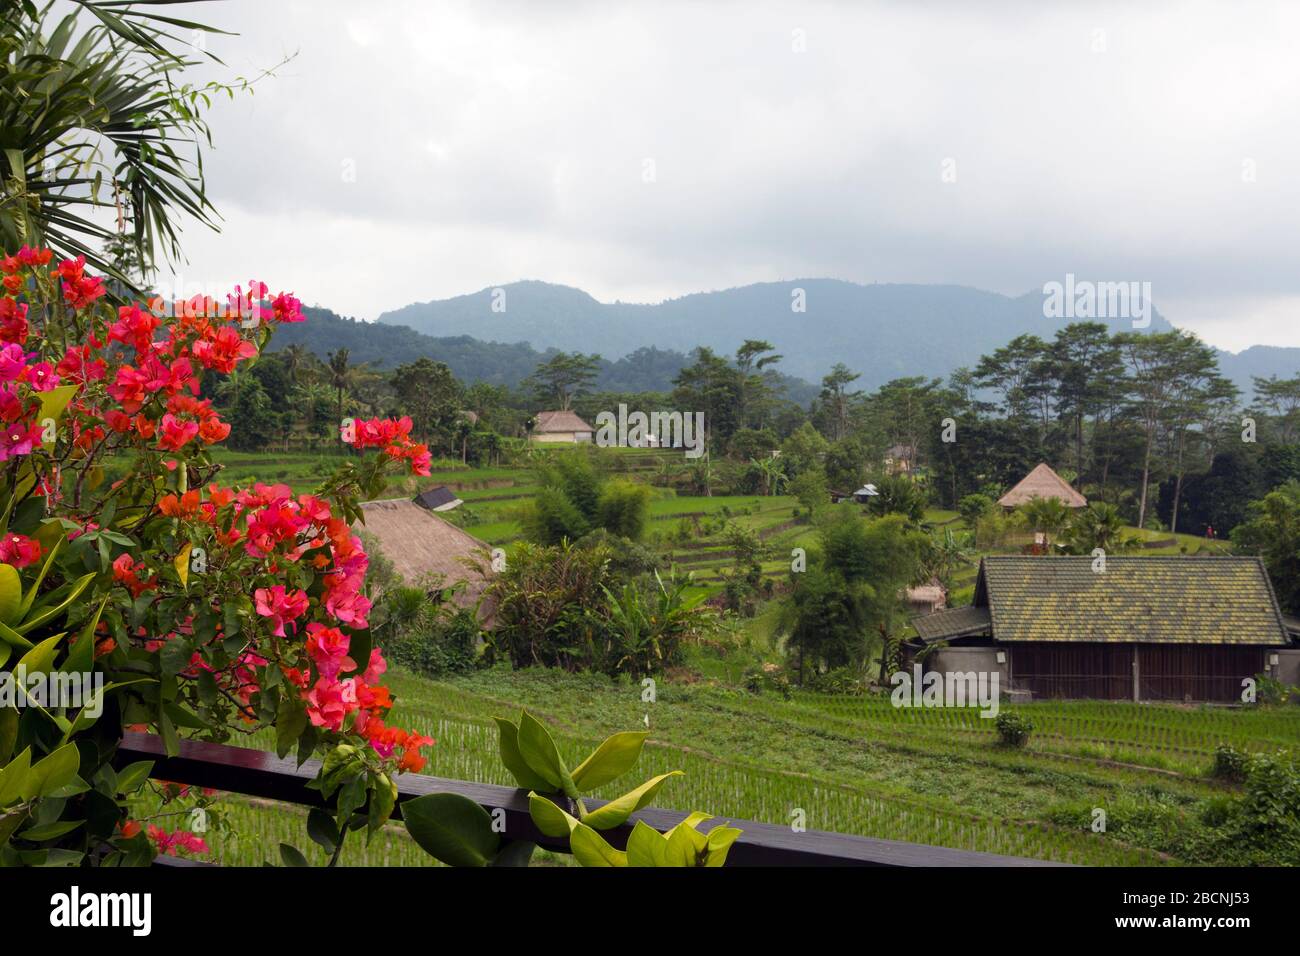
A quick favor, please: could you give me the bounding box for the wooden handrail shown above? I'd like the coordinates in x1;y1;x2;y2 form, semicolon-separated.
117;732;1069;867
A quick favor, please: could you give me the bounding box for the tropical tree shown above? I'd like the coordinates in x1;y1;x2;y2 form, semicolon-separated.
1060;502;1139;555
1020;496;1072;548
0;1;276;283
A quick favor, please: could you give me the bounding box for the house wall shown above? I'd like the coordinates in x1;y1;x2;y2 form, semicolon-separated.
925;646;1009;691
1276;649;1300;687
530;432;576;443
1004;642;1270;702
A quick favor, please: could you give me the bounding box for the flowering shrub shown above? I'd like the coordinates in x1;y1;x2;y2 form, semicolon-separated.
0;247;432;866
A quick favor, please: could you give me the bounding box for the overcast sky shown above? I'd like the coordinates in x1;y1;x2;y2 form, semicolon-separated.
164;0;1300;352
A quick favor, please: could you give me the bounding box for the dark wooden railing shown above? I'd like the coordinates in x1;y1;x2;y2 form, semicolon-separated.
116;732;1067;867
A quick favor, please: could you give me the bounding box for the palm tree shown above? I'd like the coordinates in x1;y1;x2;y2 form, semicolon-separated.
1020;496;1071;548
748;455;787;496
1061;502;1137;555
687;454;714;498
327;348;355;444
0;2;266;284
282;344;311;385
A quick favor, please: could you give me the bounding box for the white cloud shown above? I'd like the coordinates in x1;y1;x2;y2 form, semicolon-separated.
164;0;1300;349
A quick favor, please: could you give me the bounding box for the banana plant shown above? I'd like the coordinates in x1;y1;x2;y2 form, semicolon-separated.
401;709;742;867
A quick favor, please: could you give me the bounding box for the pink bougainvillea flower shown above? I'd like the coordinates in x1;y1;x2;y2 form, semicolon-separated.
305;622;356;679
0;533;41;568
157;413;199;452
254;584;309;637
0;421;41;461
23;361;59;392
0;343;31;382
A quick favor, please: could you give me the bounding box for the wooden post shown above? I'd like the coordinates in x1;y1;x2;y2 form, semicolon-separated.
1132;644;1140;702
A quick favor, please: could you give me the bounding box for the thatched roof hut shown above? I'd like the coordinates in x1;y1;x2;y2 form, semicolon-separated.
530;409;594;443
997;462;1087;509
356;498;494;616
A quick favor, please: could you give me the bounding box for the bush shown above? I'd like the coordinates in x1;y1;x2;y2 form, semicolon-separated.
385;608;481;677
1212;744;1251;782
996;712;1033;747
957;493;997;527
595;479;651;540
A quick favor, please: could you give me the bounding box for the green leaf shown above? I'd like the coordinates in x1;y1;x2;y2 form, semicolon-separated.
114;761;154;795
17;572;95;634
402;792;500;867
703;824;743;866
367;773;397;837
62;595;108;676
569;822;627;867
490;840;536;867
527;792;578;839
158;709;180;757
580;771;683;831
279;843;310;867
20;819;84;842
0;620;33;651
492;716;552;791
0;564;22;626
0;809;28;845
29;744;80;798
0;747;32;806
516;710;567;792
625;819;673;867
307;808;339;854
571;730;647;792
17;634;63;678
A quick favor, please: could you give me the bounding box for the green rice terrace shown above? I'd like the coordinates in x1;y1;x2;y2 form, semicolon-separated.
167;666;1300;867
156;448;1291;868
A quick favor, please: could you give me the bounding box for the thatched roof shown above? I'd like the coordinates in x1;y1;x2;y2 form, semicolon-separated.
356;499;493;615
997;463;1087;508
533;409;593;434
918;556;1289;646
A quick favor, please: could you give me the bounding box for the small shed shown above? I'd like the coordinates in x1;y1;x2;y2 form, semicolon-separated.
414;485;463;512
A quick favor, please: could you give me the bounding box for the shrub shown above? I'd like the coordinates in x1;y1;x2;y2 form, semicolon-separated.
1211;744;1250;782
957;493;996;527
386;607;481;677
996;712;1033;747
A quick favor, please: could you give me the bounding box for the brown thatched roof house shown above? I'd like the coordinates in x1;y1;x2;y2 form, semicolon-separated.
997;462;1087;509
530;409;594;443
356;498;494;617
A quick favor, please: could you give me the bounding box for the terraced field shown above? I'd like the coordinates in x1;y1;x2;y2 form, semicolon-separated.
161;665;1297;867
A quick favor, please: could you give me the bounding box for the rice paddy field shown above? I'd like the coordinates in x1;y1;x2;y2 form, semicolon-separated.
154;665;1300;867
155;449;1288;868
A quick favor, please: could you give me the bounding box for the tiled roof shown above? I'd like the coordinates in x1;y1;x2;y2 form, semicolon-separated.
997;463;1087;508
913;605;992;641
977;555;1288;645
533;410;593;433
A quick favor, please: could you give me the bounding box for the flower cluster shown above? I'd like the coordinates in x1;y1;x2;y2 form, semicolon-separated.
347;416;433;476
0;246;437;848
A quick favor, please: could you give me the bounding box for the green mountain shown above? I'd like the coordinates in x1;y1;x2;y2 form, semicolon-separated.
376;278;1300;396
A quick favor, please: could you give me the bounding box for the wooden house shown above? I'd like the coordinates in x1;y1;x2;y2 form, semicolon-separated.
910;556;1293;702
529;410;594;444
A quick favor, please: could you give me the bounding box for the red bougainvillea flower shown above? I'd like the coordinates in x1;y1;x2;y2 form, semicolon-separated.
112;554;156;598
157;413;199;452
0;533;41;568
254;584;310;637
108;303;161;354
147;825;209;857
